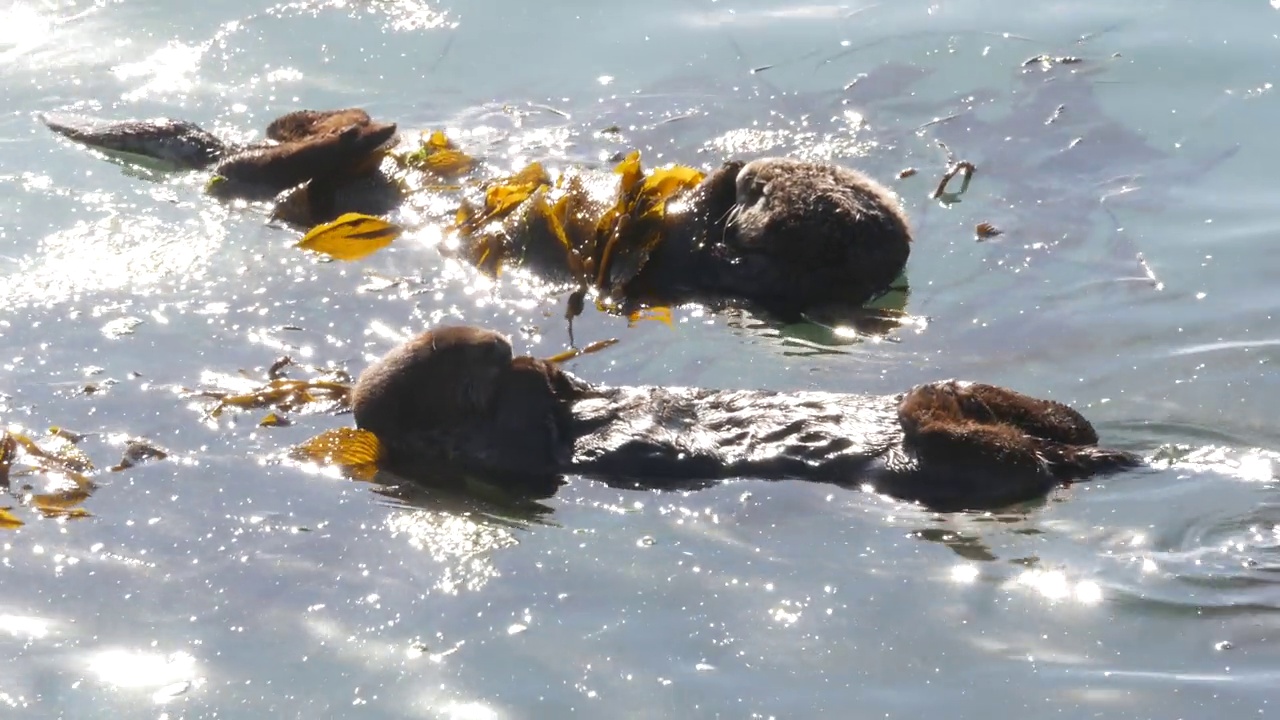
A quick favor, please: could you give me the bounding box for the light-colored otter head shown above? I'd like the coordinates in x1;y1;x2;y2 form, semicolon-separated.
265;108;375;143
717;157;912;310
351;326;515;441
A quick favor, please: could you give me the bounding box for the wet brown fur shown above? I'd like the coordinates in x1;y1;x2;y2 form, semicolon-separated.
209;120;399;200
350;326;514;443
633;157;913;313
264;108;375;143
351;326;1141;509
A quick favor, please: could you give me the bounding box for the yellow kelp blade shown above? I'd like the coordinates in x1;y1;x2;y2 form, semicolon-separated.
293;427;384;471
544;337;620;364
0;431;16;485
598;203;668;293
453;162;554;246
296;213;403;261
519;187;587;278
613;151;644;195
400;130;475;178
552;174;602;258
203;378;351;418
0;507;22;529
32;487;93;519
627;306;675;327
637;165;705;206
258;412;292;427
7;430;94;475
481;163;552;218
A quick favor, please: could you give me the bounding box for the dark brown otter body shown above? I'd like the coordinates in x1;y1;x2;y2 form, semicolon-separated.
209;121;398;201
351;326;1141;511
41;108;398;202
626;157;912;313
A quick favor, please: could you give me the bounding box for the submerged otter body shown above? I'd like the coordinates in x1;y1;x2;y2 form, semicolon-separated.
351;326;1141;511
41;108;398;201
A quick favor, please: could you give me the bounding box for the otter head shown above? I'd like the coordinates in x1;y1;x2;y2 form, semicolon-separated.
351;325;515;444
463;355;580;473
712;157;913;312
265;108;374;143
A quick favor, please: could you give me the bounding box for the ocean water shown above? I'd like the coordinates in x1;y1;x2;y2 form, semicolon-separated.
1;0;1279;717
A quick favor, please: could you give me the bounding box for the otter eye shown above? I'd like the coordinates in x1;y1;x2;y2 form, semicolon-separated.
736;175;767;207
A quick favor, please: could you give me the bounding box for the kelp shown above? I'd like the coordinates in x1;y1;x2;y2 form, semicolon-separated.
192;377;352;420
290;427;383;482
295;213;404;261
110;438;170;472
187;360;353;420
0;426;168;526
933;160;977;201
294;130;706;319
543;337;621;365
593;153;705;296
394;130;476;179
448;147;706;306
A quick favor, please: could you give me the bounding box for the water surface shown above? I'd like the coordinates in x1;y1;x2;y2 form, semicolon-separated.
2;0;1279;717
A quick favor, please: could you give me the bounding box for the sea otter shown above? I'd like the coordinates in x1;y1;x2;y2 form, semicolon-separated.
350;326;1142;511
40;108;911;314
40;108;398;201
604;156;911;314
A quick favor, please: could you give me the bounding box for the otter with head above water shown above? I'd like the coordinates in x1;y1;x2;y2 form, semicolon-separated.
350;326;1142;511
40;108;398;201
624;156;912;314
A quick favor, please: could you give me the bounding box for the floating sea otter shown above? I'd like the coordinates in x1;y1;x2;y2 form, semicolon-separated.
347;325;1141;511
40;108;399;202
40;109;911;316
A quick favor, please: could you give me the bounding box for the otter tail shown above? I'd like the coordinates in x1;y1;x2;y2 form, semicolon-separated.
39;112;229;170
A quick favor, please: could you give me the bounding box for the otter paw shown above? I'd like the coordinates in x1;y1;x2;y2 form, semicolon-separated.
957;382;1100;446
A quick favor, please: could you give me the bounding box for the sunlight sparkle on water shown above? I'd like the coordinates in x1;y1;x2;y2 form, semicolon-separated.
386;511;516;595
87;649;199;690
0;2;55;63
0;614;50;640
1;212;224;310
114;42;207;101
1013;569;1104;604
439;701;501;720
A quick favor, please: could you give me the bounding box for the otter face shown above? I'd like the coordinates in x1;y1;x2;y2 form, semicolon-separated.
713;157;912;309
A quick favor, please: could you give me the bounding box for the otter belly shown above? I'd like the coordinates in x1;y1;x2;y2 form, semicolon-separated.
567;385;902;485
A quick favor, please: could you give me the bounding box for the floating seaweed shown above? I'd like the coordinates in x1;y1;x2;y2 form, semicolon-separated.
933;160;977;200
295;213;405;261
394;130;477;179
186;361;354;421
0;425;166;526
290;426;383;482
297;132;709;303
450;148;706;304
